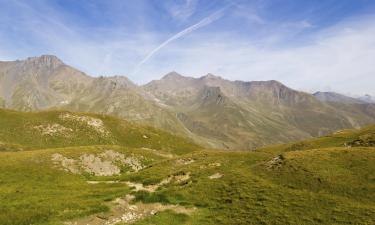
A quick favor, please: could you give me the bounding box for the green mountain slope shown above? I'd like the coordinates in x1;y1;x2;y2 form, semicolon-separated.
258;124;375;154
0;109;374;225
0;109;199;154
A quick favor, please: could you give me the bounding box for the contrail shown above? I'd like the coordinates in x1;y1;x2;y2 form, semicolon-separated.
132;8;227;75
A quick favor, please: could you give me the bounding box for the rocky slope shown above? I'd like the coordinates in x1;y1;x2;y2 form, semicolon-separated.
144;73;375;149
1;55;375;150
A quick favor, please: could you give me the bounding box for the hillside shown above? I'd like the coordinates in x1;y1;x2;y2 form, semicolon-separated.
0;109;374;224
0;56;190;140
258;124;375;153
0;109;198;154
2;55;375;150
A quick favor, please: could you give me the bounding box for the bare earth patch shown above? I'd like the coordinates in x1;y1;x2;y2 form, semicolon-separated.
99;150;144;172
126;172;191;193
33;123;73;136
200;162;221;169
141;147;175;159
86;181;121;184
51;150;145;176
59;113;110;136
51;153;80;174
209;173;223;179
66;194;195;225
208;162;221;167
175;158;195;165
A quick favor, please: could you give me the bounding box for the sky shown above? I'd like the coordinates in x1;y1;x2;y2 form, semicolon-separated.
0;0;375;96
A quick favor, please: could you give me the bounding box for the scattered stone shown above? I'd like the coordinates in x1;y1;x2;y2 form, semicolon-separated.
266;154;285;169
173;171;191;184
59;113;110;136
51;150;145;176
208;162;221;167
51;153;80;174
100;150;144;172
345;133;375;147
176;158;195;165
209;173;223;179
80;153;120;176
33;123;73;136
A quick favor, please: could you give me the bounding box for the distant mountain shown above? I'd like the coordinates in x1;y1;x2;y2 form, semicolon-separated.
312;91;375;129
358;94;375;103
1;55;375;150
144;73;375;149
0;55;91;110
313;91;365;104
0;55;188;138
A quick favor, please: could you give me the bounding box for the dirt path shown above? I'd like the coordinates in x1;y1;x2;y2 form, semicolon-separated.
66;194;195;225
126;172;191;192
140;147;176;159
77;172;193;224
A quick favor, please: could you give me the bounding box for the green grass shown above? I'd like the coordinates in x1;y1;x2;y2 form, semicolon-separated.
256;125;375;155
126;150;375;225
0;148;131;225
0;142;29;152
254;147;375;204
0;109;375;224
0;109;200;154
132;210;190;225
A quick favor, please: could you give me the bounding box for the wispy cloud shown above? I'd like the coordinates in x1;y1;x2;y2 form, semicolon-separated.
166;0;199;21
132;7;228;75
148;15;375;95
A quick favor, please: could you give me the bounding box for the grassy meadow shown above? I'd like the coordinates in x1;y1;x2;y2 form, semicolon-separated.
0;109;374;224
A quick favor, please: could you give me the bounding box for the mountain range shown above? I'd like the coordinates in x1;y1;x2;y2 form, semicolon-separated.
1;55;375;150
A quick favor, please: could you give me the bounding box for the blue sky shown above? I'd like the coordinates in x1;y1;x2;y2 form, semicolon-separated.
1;0;375;95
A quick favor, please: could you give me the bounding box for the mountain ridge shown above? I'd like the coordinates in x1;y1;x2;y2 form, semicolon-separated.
313;91;366;104
1;55;375;150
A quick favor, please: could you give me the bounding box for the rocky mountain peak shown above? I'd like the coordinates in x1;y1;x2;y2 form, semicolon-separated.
23;55;64;70
250;80;283;87
161;71;184;80
96;75;137;90
200;73;222;80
